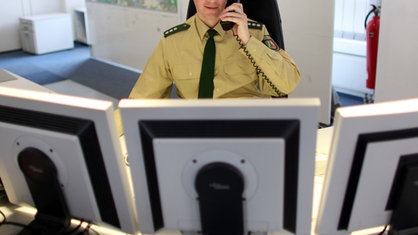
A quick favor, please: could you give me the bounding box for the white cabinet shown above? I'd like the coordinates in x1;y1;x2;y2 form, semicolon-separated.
20;13;74;54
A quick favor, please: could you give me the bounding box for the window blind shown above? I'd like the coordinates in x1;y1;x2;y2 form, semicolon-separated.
334;0;377;41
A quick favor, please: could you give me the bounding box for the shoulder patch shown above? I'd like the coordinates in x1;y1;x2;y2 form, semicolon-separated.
164;23;191;38
262;35;280;51
247;21;263;30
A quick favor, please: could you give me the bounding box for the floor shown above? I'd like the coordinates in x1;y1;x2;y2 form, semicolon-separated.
337;92;365;107
0;43;122;107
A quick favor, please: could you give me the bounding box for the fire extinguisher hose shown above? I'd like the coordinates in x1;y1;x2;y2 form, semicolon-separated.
364;4;379;29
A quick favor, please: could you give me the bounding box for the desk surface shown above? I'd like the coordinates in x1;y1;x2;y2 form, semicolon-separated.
0;69;52;93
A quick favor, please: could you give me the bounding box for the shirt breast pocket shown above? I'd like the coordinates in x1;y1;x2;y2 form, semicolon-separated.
171;63;201;81
223;59;256;83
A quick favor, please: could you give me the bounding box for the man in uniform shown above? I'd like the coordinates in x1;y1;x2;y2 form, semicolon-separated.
129;0;300;99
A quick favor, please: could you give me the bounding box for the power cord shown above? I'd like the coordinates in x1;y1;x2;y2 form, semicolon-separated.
0;209;38;232
377;225;389;235
74;222;95;235
65;219;85;234
0;209;103;235
0;210;6;224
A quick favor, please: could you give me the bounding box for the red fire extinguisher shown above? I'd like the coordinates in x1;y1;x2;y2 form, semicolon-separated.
364;4;380;90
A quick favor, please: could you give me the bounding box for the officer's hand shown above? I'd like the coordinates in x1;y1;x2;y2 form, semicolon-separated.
220;3;250;45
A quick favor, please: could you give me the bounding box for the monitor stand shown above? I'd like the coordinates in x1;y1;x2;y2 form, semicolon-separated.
195;162;245;235
17;147;71;235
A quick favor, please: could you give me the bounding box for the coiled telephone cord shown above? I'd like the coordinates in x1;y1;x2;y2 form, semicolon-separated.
235;35;287;98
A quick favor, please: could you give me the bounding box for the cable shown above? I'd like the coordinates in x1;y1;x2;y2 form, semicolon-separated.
1;208;109;235
124;153;130;167
0;210;5;224
1;208;82;234
377;225;388;235
0;208;106;235
0;209;38;232
74;222;101;235
85;222;100;235
88;226;100;235
64;219;85;234
235;35;287;98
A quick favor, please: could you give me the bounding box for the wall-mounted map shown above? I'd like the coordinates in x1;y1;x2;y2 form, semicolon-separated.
87;0;178;14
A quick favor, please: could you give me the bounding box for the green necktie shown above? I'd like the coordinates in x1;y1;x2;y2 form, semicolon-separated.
198;29;217;98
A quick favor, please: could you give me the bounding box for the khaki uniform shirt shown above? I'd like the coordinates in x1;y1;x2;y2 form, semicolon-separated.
129;15;300;99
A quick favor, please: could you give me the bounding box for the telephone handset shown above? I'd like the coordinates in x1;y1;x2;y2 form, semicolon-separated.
220;0;287;97
220;0;240;31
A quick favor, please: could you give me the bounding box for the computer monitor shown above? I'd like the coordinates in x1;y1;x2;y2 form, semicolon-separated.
316;98;418;235
119;98;320;235
0;87;137;234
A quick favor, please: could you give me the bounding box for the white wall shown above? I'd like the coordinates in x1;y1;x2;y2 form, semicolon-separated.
280;0;334;124
332;39;369;97
86;2;183;71
0;1;23;52
0;0;84;52
61;0;85;12
24;0;62;15
374;0;418;102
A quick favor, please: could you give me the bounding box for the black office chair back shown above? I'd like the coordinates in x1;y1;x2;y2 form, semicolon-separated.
186;0;285;49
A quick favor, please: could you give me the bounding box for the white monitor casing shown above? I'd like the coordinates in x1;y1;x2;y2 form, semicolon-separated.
119;98;320;235
0;87;137;234
316;98;418;235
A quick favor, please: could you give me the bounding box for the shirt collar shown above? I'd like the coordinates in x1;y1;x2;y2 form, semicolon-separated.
194;15;226;41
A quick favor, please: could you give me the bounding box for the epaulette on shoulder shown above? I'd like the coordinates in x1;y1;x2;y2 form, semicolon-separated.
164;23;191;38
247;21;263;30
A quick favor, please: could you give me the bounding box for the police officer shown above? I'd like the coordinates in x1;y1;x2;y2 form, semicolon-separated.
129;0;300;99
